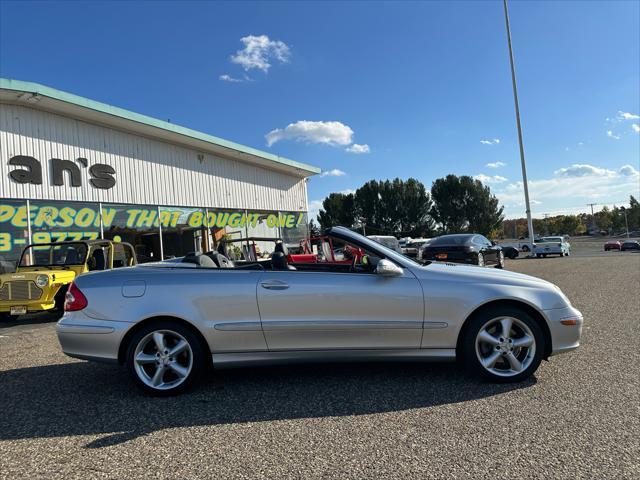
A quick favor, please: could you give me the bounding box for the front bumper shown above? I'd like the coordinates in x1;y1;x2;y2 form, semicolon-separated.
544;306;583;356
56;311;132;363
0;300;56;314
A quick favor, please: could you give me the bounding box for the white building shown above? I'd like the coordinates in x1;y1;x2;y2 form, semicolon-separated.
0;78;319;269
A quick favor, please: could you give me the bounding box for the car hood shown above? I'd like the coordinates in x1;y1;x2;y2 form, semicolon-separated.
414;261;555;289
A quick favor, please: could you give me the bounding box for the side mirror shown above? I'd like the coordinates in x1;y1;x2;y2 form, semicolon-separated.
376;259;403;277
491;241;497;246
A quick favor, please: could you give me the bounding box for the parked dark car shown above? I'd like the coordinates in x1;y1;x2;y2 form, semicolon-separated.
620;240;640;251
501;246;520;259
421;234;504;268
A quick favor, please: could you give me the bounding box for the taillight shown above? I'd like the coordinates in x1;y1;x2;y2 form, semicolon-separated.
64;282;88;311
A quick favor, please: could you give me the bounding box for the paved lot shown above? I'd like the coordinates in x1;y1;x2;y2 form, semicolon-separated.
1;243;639;479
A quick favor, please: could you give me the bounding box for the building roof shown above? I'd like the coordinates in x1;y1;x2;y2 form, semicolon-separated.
0;78;320;177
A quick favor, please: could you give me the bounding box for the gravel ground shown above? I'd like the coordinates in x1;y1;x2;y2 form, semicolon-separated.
1;243;639;479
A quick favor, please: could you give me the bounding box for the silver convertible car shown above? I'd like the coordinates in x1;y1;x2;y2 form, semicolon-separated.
57;227;583;395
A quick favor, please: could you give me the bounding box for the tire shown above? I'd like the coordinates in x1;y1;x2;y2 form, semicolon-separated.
495;251;505;269
522;245;530;253
125;320;206;396
460;305;545;383
536;253;541;258
476;253;485;267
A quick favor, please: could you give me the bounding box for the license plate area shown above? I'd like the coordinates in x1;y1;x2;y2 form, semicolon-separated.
10;305;27;315
435;253;448;260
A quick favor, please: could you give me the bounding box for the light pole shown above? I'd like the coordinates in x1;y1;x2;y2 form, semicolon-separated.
503;0;535;254
620;207;630;238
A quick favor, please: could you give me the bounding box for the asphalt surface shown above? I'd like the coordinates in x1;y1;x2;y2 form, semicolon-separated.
1;241;639;479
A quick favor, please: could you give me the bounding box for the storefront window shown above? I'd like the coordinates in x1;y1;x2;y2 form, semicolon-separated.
159;206;206;259
281;211;308;249
0;199;29;273
203;208;248;260
102;204;161;263
245;210;283;259
29;200;102;246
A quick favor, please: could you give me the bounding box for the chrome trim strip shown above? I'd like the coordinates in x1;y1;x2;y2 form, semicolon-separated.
56;324;115;335
261;320;423;331
423;321;448;329
213;321;263;331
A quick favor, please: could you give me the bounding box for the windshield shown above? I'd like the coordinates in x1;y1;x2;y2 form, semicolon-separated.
543;237;564;242
19;243;88;267
347;231;423;267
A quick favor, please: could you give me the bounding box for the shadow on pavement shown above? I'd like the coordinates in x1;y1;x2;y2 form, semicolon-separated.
0;360;535;448
0;311;62;329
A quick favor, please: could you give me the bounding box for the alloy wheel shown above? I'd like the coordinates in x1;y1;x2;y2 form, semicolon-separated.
133;330;193;390
474;316;536;378
477;253;484;267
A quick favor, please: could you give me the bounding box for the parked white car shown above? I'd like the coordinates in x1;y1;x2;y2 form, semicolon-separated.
533;237;571;257
402;238;431;259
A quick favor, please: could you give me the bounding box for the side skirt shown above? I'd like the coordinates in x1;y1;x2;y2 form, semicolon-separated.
211;348;456;369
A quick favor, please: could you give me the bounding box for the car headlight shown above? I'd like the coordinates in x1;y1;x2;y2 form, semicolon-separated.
36;275;49;288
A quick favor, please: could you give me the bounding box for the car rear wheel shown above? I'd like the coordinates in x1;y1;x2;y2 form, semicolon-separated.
126;321;206;396
461;306;544;383
495;251;505;269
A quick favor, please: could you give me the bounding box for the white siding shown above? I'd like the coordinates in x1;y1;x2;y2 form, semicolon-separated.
0;103;308;211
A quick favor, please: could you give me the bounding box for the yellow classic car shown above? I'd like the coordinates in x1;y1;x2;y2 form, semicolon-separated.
0;240;136;319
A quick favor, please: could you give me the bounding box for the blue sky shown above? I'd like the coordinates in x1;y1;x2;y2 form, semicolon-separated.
1;0;638;219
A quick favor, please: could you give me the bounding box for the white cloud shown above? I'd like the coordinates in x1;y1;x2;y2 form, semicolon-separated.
474;174;508;184
345;143;370;154
265;121;354;147
554;164;616;178
618;111;640;121
619;164;640;177
486;161;506;168
320;169;346;177
308;199;324;222
606;130;620;140
632;123;640;133
480;138;501;145
495;163;640;218
230;35;291;73
219;74;243;83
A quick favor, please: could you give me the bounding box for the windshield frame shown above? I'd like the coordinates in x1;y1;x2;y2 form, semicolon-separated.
18;242;89;268
330;227;425;268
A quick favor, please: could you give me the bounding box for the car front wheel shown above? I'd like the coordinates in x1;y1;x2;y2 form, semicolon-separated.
461;306;544;383
495;251;505;269
126;321;206;396
476;253;485;267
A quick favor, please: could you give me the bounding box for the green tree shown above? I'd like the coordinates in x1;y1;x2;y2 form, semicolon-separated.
627;195;640;231
317;192;355;229
308;219;321;237
431;174;504;235
397;178;435;237
352;178;434;237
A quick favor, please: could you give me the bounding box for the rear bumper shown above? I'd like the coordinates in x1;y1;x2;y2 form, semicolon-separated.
56;311;131;363
544;306;583;356
423;252;474;264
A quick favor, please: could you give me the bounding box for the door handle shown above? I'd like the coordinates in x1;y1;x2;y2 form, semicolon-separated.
260;280;289;290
